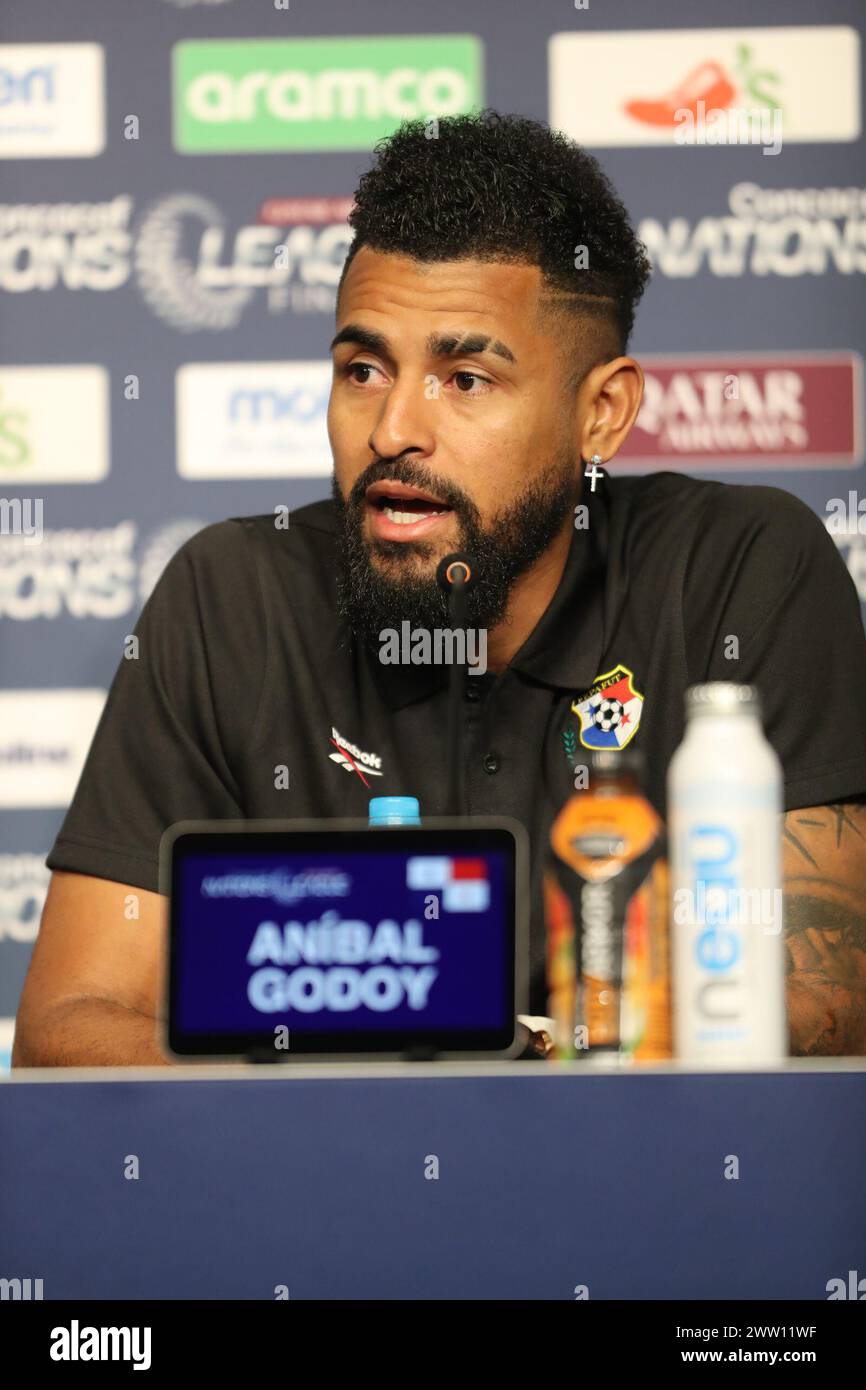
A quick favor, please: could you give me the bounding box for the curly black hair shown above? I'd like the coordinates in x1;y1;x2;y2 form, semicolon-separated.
342;110;651;355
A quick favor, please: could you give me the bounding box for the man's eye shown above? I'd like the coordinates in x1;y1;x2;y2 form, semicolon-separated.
346;362;381;384
451;371;492;394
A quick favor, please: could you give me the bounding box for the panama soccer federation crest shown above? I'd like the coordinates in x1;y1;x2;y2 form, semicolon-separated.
570;664;644;750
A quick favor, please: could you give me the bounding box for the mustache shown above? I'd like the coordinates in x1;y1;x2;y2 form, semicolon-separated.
345;456;477;520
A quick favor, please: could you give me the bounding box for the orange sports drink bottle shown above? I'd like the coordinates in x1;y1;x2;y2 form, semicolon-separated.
544;750;671;1061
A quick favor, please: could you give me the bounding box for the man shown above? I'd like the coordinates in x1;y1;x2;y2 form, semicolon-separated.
13;112;866;1066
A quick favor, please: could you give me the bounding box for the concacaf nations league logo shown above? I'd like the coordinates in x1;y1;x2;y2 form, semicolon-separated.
570;665;644;750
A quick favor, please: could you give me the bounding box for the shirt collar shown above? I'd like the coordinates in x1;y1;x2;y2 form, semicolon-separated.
362;477;609;711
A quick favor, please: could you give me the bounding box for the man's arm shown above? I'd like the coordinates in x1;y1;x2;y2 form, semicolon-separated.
12;870;174;1068
782;800;866;1056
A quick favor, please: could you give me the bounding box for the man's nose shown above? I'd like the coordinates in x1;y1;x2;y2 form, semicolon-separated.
367;373;437;462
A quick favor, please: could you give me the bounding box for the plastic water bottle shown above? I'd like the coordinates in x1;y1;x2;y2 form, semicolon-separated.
368;797;421;826
668;683;787;1064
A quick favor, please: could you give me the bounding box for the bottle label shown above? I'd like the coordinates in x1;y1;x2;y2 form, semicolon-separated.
544;793;671;1060
671;814;784;1052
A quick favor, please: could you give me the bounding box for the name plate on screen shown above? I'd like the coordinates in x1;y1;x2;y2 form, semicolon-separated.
161;818;527;1060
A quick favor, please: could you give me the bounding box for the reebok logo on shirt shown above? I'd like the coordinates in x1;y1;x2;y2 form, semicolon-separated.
328;726;384;786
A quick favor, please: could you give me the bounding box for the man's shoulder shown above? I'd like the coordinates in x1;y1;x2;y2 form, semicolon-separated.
195;497;337;548
171;498;339;574
606;474;855;673
609;471;830;568
138;498;340;639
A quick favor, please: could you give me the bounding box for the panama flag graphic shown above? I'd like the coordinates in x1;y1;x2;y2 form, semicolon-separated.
571;665;644;750
406;856;490;912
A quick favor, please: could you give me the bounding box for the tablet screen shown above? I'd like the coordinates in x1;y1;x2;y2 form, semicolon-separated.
166;822;523;1057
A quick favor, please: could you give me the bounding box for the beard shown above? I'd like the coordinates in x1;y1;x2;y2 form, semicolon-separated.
332;452;576;650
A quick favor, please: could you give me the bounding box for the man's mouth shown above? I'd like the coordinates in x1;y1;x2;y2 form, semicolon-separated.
364;480;455;542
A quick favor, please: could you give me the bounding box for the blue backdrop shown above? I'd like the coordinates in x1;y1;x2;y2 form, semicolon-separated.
1;0;864;1061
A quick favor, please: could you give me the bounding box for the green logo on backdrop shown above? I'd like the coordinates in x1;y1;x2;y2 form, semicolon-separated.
173;36;483;152
0;389;30;469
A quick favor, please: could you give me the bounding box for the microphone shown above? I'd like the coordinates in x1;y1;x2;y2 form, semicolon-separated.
436;550;474;624
436;554;474;587
437;553;479;816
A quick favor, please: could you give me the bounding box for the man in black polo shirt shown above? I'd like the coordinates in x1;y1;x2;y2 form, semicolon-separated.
14;113;866;1066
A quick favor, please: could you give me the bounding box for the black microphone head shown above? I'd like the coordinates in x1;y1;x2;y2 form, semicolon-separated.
436;552;478;592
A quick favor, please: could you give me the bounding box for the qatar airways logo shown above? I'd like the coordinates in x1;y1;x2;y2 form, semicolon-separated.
201;868;351;905
620;352;861;470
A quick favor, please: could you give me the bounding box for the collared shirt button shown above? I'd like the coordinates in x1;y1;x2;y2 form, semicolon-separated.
464;682;481;702
483;752;501;774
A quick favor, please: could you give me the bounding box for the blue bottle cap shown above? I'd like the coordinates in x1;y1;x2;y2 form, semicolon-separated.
368;796;421;826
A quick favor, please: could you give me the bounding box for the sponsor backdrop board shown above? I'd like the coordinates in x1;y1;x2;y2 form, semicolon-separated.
1;0;864;1062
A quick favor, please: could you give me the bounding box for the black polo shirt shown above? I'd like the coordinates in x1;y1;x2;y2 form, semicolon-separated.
47;470;866;1015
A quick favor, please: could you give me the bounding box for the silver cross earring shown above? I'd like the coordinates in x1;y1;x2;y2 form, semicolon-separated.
585;453;604;492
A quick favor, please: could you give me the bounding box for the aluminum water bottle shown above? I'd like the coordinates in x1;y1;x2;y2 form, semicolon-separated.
668;683;787;1063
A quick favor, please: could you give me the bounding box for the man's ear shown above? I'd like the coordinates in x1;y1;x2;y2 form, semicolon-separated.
578;357;645;463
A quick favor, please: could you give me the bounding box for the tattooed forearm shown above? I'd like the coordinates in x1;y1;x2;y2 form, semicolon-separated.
782;801;866;1057
784;893;866;1055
